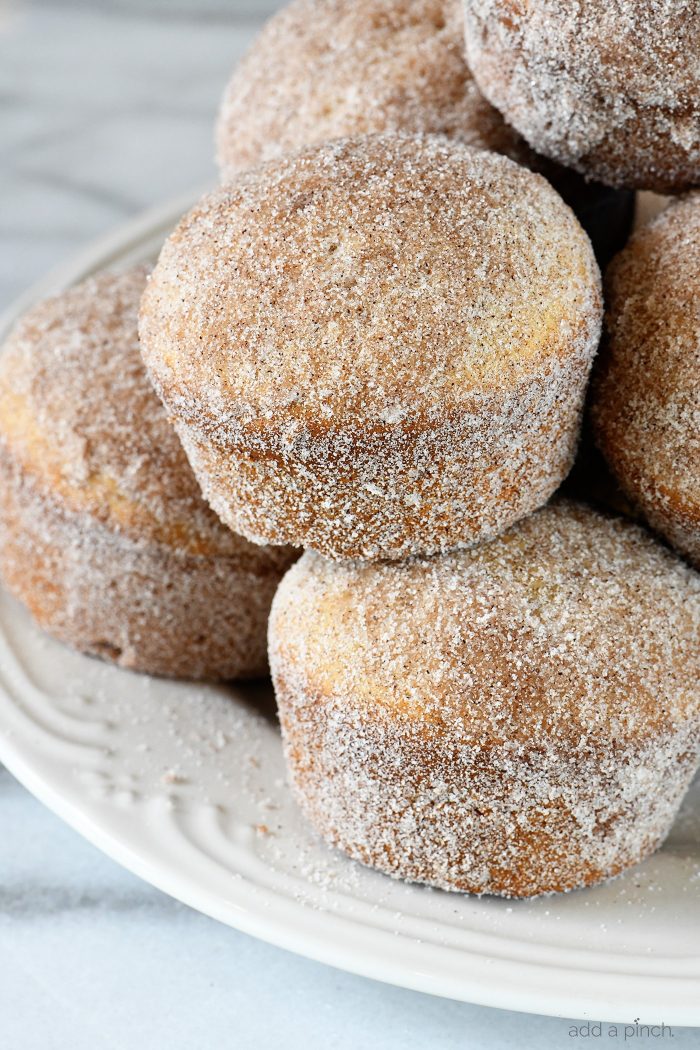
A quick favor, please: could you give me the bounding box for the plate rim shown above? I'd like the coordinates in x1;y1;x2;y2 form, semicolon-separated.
1;192;699;1027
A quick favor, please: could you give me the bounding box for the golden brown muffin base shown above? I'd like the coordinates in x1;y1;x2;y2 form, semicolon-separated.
175;358;587;560
593;443;700;572
276;667;698;897
0;442;288;680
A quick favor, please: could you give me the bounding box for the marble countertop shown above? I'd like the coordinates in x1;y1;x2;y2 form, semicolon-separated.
1;3;697;1047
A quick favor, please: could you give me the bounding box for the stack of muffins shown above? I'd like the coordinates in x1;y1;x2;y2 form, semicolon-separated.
1;0;699;898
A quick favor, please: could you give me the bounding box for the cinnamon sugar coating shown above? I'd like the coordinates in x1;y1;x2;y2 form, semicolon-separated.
140;134;602;562
463;0;700;193
217;0;532;178
270;502;700;898
591;194;700;569
215;0;635;267
0;268;297;679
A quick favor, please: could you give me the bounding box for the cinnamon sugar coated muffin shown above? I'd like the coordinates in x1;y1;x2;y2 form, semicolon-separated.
591;195;700;569
463;0;700;193
270;502;700;898
0;268;297;679
216;0;635;266
217;0;535;177
140;134;602;562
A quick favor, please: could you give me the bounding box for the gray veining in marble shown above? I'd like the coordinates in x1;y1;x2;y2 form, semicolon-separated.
0;0;257;308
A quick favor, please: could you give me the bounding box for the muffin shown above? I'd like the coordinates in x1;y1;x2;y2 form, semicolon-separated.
591;194;700;569
270;502;700;897
0;268;297;678
463;0;700;192
216;0;635;265
140;134;602;562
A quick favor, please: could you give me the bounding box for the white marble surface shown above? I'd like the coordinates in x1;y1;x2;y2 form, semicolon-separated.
1;3;698;1047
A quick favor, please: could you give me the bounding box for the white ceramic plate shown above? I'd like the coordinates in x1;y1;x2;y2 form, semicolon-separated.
1;193;699;1027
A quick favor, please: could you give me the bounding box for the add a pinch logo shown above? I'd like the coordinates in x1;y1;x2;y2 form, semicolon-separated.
568;1019;675;1040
